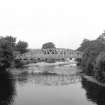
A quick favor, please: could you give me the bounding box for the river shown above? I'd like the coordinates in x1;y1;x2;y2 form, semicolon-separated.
0;65;104;105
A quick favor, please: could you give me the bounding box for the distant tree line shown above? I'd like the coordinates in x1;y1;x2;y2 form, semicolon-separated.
0;36;28;70
77;31;105;83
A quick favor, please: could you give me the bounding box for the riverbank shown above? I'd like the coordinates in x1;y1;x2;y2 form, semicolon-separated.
81;74;105;87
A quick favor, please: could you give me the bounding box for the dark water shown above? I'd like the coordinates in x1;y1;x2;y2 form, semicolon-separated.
0;71;105;105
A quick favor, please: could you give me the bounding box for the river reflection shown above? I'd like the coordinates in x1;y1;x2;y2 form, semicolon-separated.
1;69;105;105
14;73;84;105
81;77;105;105
0;71;16;105
15;73;81;86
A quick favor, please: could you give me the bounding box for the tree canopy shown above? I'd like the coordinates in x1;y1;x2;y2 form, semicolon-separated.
78;31;105;83
0;36;28;69
77;39;90;52
42;42;56;49
15;41;28;54
0;36;15;69
81;40;105;75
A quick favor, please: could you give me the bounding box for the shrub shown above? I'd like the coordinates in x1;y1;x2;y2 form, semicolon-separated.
94;52;105;83
81;40;105;76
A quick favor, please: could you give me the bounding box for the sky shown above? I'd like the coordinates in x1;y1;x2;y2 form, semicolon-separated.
0;0;105;49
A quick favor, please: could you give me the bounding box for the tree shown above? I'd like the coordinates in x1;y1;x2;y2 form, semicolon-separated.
42;42;55;49
0;36;28;69
0;38;14;69
4;36;16;48
42;42;56;55
97;30;105;42
16;41;28;54
81;40;105;76
94;52;105;83
0;36;16;51
77;39;90;52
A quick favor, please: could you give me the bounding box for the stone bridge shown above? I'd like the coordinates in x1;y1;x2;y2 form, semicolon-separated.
16;48;82;63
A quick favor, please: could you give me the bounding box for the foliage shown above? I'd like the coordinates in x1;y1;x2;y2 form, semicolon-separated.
42;42;57;56
14;59;24;68
4;36;16;50
81;40;105;76
42;42;56;49
0;36;28;69
94;52;105;83
77;39;90;52
75;58;81;66
78;31;105;82
0;37;14;69
16;41;28;54
97;31;105;42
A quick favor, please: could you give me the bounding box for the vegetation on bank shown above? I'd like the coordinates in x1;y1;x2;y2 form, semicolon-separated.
78;31;105;83
0;36;28;70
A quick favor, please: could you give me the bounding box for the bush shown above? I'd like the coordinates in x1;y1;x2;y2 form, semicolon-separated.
42;42;56;49
0;36;28;70
0;38;14;69
14;59;24;68
80;40;105;76
75;58;82;66
94;52;105;83
15;41;28;54
78;32;105;83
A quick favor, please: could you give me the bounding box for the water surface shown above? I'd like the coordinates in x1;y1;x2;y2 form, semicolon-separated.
0;66;104;105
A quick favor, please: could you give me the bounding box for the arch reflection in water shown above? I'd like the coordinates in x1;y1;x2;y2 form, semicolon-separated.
0;71;16;105
81;77;105;105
